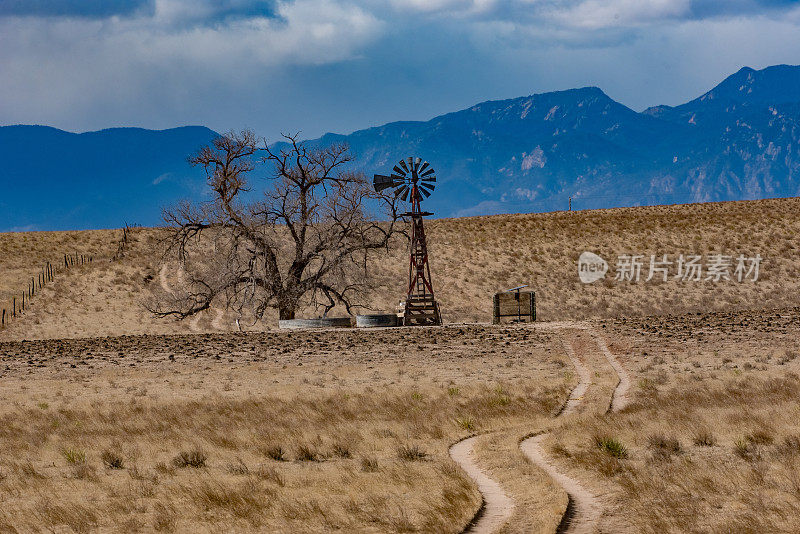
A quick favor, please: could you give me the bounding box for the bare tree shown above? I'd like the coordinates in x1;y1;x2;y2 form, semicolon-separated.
148;130;402;322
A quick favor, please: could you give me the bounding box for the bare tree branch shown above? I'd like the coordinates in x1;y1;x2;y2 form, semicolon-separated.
148;130;402;322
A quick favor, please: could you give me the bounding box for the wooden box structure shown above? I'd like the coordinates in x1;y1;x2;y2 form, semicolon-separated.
492;290;536;324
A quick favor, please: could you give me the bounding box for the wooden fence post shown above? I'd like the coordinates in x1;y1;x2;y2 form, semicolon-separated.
12;297;16;318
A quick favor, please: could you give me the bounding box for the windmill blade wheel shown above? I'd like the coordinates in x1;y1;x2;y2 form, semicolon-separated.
374;157;436;203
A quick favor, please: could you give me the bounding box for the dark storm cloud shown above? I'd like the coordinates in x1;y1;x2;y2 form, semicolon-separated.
449;0;800;29
0;0;279;22
207;0;279;21
0;0;154;18
690;0;800;19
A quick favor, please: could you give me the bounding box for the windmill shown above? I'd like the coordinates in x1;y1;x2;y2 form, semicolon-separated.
374;157;442;326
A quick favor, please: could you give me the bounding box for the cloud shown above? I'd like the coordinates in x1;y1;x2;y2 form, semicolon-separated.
1;0;800;142
387;0;495;14
137;0;382;67
0;0;383;99
689;0;800;19
385;0;800;24
152;172;172;185
4;224;40;232
543;0;692;30
0;0;154;18
151;0;279;26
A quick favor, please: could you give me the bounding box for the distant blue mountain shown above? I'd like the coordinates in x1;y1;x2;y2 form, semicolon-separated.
302;64;800;217
3;64;800;230
0;125;218;230
300;85;689;217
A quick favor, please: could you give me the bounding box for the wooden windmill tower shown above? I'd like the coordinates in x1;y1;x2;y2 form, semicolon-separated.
374;157;442;326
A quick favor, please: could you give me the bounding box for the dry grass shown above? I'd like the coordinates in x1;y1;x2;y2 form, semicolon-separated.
0;226;161;338
0;228;122;319
542;309;800;533
3;197;800;339
0;325;571;532
2;198;800;531
471;427;569;534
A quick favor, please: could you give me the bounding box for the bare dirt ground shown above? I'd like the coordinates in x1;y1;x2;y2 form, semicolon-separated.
449;436;514;533
451;326;601;534
519;327;603;534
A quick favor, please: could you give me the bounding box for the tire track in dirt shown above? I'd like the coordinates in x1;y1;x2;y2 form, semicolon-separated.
449;330;592;533
521;433;601;534
592;331;630;412
160;264;203;332
520;332;599;533
449;323;628;533
520;323;628;533
158;264;172;295
554;335;591;417
450;435;514;533
189;311;203;332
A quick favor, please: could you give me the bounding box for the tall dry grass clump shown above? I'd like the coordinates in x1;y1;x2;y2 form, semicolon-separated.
551;368;800;532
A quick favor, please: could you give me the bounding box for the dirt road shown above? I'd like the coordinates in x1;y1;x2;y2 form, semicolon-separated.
520;324;628;533
450;322;627;533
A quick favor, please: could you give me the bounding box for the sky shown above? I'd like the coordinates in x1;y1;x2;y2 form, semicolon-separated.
2;0;800;141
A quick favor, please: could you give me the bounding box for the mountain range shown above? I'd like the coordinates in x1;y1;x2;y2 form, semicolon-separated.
0;125;217;231
2;64;800;230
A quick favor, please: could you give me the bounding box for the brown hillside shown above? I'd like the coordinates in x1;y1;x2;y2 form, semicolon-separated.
1;197;799;340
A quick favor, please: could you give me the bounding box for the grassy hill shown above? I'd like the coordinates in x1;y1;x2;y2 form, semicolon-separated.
1;196;799;340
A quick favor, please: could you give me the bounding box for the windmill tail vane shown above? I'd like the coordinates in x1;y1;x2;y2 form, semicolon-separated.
373;157;442;327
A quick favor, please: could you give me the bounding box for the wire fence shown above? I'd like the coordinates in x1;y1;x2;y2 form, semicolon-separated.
1;252;93;329
0;224;141;329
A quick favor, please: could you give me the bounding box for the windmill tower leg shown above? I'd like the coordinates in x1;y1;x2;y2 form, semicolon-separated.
404;197;442;326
